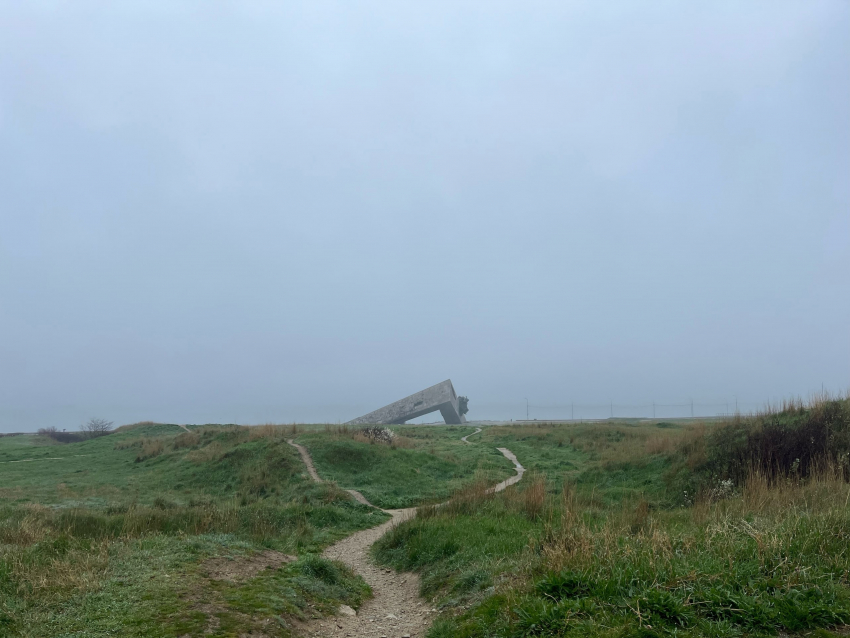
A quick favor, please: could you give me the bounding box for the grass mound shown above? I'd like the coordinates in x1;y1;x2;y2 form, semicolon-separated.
295;425;515;508
0;424;387;636
373;402;850;638
672;396;850;500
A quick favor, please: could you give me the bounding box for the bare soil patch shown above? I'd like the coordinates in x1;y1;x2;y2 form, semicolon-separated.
200;550;296;583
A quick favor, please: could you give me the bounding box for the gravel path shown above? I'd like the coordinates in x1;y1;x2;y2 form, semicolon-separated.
287;435;524;638
488;447;525;492
287;439;324;484
460;427;483;443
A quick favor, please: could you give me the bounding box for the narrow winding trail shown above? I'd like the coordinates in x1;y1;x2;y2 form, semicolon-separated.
488;448;524;492
287;433;524;638
460;427;483;443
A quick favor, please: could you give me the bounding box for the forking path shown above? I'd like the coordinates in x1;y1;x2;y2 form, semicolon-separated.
286;429;524;638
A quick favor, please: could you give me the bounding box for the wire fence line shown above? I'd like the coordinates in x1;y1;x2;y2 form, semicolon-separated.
487;400;777;421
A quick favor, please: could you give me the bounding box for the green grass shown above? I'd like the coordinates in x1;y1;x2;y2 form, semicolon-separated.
294;425;516;508
2;532;371;637
1;423;302;506
374;496;539;603
480;421;684;505
6;403;849;637
0;424;387;637
372;402;850;637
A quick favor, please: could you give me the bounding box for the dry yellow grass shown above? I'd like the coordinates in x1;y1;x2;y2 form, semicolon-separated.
6;539;111;596
247;423;289;441
420;473;494;519
521;474;547;520
186;441;224;464
172;431;201;449
728;461;850;518
136;438;164;461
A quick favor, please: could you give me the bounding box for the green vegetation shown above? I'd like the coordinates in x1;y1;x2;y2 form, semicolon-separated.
5;399;849;637
672;398;850;497
374;398;850;637
0;423;385;637
294;425;515;508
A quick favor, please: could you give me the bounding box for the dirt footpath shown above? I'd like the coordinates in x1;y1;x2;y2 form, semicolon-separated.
460;427;483;443
288;436;524;638
301;507;429;638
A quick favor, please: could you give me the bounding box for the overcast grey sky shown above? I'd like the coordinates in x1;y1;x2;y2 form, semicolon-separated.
1;1;848;430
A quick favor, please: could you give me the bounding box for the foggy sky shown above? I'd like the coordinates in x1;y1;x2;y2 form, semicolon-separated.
1;1;848;431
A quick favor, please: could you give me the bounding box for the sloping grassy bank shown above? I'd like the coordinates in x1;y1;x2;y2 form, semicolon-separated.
373;400;850;637
670;397;850;499
294;425;515;508
479;421;681;506
0;424;385;637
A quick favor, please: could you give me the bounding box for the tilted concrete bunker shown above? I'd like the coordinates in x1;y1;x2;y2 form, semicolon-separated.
347;379;469;425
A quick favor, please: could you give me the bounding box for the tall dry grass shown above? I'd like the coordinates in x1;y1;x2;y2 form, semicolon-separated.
419;471;550;522
541;457;850;574
2;536;111;596
247;423;289;441
419;473;494;519
135;438;164;462
501;473;547;521
673;393;850;493
727;460;850;518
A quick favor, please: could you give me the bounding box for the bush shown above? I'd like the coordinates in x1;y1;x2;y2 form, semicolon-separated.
81;418;113;438
675;398;850;497
37;427;85;443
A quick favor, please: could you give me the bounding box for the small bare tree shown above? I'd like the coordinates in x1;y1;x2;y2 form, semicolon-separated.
82;417;113;438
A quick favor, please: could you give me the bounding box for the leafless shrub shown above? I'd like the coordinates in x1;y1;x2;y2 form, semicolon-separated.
81;418;113;438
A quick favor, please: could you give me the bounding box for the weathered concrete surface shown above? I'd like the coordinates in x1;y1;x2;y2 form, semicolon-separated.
347;379;467;425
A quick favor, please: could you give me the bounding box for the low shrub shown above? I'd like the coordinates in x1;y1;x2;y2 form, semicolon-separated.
37;428;86;443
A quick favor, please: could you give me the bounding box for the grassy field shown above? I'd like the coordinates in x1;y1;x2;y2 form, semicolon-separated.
374;399;850;638
294;424;516;508
0;421;516;636
0;423;385;637
4;401;849;637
